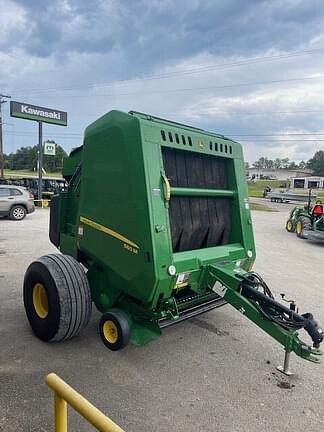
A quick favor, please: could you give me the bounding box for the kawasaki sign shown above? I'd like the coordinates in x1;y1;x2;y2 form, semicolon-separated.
10;101;67;126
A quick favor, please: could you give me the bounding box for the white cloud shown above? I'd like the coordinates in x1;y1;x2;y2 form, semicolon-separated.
0;0;29;43
2;0;324;164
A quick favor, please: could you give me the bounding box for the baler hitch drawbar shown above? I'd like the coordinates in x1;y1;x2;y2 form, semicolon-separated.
207;264;323;374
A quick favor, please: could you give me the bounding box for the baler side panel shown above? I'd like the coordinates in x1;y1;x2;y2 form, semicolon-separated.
55;147;83;257
228;157;255;265
77;112;157;306
138;126;178;306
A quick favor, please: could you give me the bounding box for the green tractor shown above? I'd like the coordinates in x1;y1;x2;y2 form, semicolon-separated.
286;195;324;241
22;111;323;373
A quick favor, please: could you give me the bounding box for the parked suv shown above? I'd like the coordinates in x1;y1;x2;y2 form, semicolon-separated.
0;185;35;220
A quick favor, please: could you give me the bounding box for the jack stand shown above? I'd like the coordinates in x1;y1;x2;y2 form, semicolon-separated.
277;351;293;376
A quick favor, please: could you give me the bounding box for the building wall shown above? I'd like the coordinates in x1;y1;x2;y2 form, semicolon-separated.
292;176;324;189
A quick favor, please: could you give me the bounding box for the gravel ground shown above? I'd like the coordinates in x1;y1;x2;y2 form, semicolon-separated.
0;201;323;431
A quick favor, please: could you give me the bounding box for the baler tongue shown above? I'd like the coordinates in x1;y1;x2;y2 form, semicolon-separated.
206;263;323;373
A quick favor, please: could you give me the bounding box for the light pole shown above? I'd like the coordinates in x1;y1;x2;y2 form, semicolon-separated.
0;94;11;178
38;121;43;201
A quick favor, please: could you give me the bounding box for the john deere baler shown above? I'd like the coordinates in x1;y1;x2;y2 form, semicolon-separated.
23;110;323;370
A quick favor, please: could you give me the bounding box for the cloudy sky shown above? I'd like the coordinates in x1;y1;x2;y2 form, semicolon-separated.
1;0;324;163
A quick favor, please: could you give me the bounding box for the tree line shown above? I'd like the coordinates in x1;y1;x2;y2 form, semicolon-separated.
4;143;324;176
4;141;68;173
248;150;324;176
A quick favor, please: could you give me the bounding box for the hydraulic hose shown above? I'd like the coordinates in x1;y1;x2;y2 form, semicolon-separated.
240;272;323;348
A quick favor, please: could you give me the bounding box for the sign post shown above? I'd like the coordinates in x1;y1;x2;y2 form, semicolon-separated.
10;101;67;201
38;122;43;202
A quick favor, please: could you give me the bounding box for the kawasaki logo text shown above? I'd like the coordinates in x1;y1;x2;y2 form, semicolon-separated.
21;105;61;120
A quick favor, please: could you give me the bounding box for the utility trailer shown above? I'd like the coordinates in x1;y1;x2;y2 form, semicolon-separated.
23;111;323;373
268;190;317;203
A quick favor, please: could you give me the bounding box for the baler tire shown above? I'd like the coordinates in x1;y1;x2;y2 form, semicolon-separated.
23;254;92;342
286;219;295;233
99;310;130;351
296;216;311;239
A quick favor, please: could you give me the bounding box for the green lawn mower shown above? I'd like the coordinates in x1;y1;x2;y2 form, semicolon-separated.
23;111;323;373
286;193;324;241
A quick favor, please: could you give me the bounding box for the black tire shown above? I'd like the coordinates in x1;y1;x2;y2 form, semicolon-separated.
296;216;311;239
10;205;26;220
23;254;92;342
99;309;130;351
286;219;295;233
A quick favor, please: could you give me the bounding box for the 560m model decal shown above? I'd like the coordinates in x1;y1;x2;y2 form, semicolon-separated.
80;216;139;253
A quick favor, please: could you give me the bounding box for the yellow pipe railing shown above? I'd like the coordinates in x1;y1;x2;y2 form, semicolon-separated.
46;373;125;432
34;199;50;208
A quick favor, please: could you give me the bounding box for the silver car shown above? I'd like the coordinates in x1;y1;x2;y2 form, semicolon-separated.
0;185;35;220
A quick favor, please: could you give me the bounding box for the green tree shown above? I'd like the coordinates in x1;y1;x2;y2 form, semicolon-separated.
298;160;306;169
252;156;267;168
307;150;324;175
280;158;290;168
252;157;275;169
3;142;68;173
10;146;38;170
264;158;274;169
3;153;14;169
288;161;298;169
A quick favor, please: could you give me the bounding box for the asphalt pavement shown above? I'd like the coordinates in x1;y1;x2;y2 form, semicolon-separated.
0;200;323;431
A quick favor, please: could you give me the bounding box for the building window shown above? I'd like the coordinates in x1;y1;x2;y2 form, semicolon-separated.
308;181;319;189
293;179;305;188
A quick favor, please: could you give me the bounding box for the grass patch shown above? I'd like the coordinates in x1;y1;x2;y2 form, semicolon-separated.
250;202;278;212
248;179;285;198
4;169;62;178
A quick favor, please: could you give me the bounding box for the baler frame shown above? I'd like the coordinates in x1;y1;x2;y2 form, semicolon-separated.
23;110;323;373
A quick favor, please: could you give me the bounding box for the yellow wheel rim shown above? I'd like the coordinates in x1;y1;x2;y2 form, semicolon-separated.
287;221;292;231
103;320;118;344
296;221;302;234
32;283;49;319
